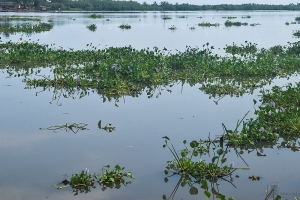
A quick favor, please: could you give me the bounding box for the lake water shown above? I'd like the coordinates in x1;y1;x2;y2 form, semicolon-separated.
0;11;300;200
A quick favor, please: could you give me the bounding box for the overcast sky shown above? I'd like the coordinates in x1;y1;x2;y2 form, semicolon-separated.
137;0;300;5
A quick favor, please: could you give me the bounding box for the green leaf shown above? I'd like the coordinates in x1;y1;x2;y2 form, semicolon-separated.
221;158;227;164
183;140;186;144
204;190;211;198
275;195;281;200
217;149;224;156
200;180;208;190
253;99;257;105
212;156;219;163
211;187;219;195
162;136;170;140
189;187;198;195
181;151;187;157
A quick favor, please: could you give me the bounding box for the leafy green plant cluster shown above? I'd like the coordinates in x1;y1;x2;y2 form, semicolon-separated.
293;30;300;38
0;15;41;21
162;16;172;20
253;83;300;135
163;136;236;179
162;136;236;200
2;40;300;100
87;24;97;31
198;22;220;27
168;25;176;30
118;23;131;29
225;20;248;27
222;16;237;19
225;41;257;55
241;15;251;18
0;23;52;34
55;165;133;195
88;14;104;18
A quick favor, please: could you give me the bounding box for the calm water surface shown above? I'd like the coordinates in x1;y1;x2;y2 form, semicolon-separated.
0;11;300;200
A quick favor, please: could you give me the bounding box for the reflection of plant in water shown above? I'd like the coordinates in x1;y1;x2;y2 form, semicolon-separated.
40;122;88;134
55;165;133;195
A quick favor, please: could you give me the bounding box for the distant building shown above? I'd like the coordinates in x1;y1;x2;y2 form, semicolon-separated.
0;2;19;11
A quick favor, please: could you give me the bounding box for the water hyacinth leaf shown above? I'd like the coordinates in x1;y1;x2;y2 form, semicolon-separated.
164;170;168;175
200;180;208;190
190;140;198;148
204;190;211;198
162;136;170;141
164;177;168;183
189;187;198;195
181;151;187;157
221;158;227;164
212;156;219;163
275;195;281;200
183;140;186;144
217;149;224;155
211;187;219;195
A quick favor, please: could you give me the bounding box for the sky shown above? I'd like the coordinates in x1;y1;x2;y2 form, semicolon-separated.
137;0;300;5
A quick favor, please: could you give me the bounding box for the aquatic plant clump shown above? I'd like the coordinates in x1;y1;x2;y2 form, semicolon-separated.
88;14;104;18
162;137;237;179
2;40;300;100
293;30;300;38
0;23;53;34
118;23;131;29
87;24;97;31
198;22;220;27
225;20;248;27
253;83;300;135
0;16;41;21
55;165;133;194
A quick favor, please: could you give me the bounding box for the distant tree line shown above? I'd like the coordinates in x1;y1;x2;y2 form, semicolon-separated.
2;0;300;11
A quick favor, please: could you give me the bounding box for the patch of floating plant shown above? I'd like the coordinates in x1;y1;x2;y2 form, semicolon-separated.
224;41;258;54
98;120;116;132
88;14;104;19
198;22;220;27
168;25;177;30
162;16;172;20
222;16;237;19
40;122;88;134
248;175;261;180
118;23;131;29
0;23;52;34
189;26;196;30
0;15;41;22
241;15;251;18
250;23;261;26
292;30;300;38
225;20;248;27
178;16;186;18
55;165;133;195
87;24;97;32
2;40;300;103
162;136;242;200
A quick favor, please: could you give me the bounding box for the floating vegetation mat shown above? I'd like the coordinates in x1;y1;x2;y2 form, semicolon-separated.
0;23;53;34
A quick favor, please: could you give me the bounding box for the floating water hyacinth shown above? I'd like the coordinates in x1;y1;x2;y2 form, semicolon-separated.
270;101;276;108
128;66;132;73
